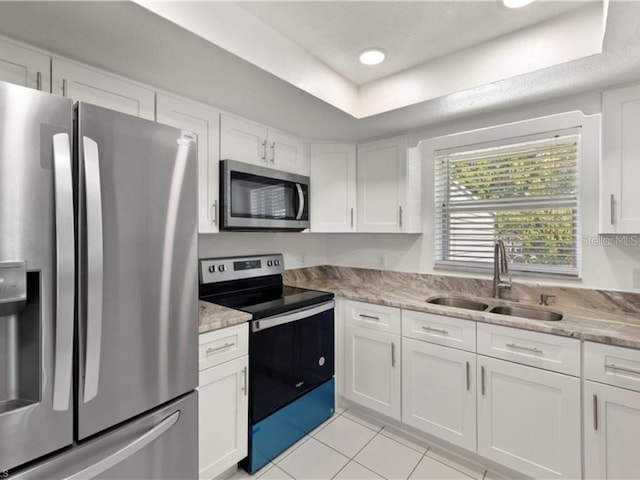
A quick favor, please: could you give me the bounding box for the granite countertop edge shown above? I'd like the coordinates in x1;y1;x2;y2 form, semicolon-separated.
198;300;251;335
283;282;640;350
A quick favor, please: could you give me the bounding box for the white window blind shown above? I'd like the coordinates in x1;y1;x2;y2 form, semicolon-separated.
434;132;581;277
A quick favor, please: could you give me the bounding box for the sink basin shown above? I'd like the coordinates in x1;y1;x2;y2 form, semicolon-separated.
427;296;489;311
489;305;563;321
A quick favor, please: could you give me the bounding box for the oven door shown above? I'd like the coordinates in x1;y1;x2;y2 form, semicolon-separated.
249;301;334;423
220;159;309;231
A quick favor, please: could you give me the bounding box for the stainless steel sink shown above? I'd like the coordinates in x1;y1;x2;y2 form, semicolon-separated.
489;305;563;321
427;296;489;311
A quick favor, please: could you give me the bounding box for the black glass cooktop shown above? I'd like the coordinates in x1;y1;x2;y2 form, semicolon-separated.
201;285;333;320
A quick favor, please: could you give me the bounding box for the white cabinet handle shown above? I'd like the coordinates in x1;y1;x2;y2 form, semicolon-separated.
241;366;248;396
62;78;68;97
506;343;543;354
36;71;42;91
610;194;615;226
391;342;396;367
350;208;354;228
399;206;404;229
593;394;598;431
261;140;267;163
481;365;486;396
270;141;275;164
421;326;449;335
206;342;235;355
211;200;218;227
605;363;640;376
466;361;470;391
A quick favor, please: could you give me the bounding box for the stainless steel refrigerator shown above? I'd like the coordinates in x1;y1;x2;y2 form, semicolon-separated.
0;81;198;478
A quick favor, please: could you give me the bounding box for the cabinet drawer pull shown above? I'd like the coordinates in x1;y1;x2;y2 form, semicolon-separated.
37;71;42;91
399;206;403;228
350;208;354;228
211;200;218;226
605;363;640;376
505;343;543;354
270;141;275;164
261;140;267;163
206;342;235;355
421;326;449;335
359;314;380;321
391;342;396;367
466;361;470;391
481;365;486;396
593;394;598;431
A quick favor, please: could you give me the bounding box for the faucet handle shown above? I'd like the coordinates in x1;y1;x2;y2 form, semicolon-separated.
540;294;556;306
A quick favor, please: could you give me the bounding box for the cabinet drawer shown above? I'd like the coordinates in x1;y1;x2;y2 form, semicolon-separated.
585;341;640;392
199;323;248;371
402;309;476;352
344;299;400;334
477;323;580;376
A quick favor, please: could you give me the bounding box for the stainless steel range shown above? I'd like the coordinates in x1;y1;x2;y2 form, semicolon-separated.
199;254;335;473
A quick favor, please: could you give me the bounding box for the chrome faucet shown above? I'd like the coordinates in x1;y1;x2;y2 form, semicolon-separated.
492;239;512;298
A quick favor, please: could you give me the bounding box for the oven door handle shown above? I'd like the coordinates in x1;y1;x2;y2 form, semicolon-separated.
252;300;335;332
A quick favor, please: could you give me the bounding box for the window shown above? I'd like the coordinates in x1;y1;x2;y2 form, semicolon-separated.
434;131;580;277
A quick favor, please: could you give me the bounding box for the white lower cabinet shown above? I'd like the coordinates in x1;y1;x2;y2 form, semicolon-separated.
344;323;401;420
584;380;640;479
198;324;248;480
476;355;581;479
402;338;476;451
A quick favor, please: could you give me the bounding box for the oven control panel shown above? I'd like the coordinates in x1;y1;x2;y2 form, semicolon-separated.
200;254;284;283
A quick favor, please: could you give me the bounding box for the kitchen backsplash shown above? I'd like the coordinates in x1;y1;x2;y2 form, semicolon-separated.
284;265;640;316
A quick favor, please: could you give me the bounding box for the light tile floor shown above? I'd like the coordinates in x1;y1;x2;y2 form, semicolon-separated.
229;406;503;480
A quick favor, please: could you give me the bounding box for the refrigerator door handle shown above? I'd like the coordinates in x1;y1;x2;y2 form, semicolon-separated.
83;136;104;404
52;133;75;412
66;411;181;480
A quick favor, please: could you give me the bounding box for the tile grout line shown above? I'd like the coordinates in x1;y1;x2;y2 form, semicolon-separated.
379;425;430;455
406;447;431;480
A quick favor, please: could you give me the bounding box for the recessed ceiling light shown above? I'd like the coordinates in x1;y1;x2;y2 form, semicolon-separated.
502;0;536;8
359;48;386;66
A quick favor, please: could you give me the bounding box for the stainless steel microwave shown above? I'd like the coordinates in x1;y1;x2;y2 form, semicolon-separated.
220;159;310;231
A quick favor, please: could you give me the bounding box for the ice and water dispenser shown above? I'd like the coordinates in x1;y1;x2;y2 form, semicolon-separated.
0;261;40;414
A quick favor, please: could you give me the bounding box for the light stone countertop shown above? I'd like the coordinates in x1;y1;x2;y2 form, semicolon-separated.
283;266;640;350
198;300;251;334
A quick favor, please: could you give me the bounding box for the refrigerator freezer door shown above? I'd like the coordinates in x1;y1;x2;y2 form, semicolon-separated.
12;391;198;480
0;82;74;471
76;103;198;440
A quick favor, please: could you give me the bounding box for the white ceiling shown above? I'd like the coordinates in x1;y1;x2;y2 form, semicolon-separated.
235;1;586;86
136;0;606;117
0;1;638;141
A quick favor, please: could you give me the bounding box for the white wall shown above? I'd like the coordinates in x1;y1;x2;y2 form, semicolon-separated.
327;92;640;293
198;232;328;270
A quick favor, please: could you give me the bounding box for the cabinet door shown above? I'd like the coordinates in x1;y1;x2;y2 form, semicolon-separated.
0;38;50;91
220;114;267;167
269;130;309;176
198;356;248;480
601;84;640;233
402;338;476;451
157;93;221;234
357;135;407;232
584;381;640;480
310;143;356;232
344;324;400;419
51;58;154;120
477;356;581;479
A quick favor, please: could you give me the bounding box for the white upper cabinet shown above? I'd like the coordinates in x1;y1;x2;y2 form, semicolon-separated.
310;143;357;232
156;93;221;234
0;37;50;92
357;135;421;233
51;58;155;120
601;83;640;233
220;114;309;176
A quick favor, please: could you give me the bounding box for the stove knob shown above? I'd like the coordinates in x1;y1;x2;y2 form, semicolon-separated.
208;265;215;273
267;260;273;267
218;265;226;272
274;260;280;266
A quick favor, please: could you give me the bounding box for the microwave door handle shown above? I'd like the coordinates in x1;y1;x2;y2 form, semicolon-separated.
52;133;75;412
295;183;304;220
83;136;104;404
